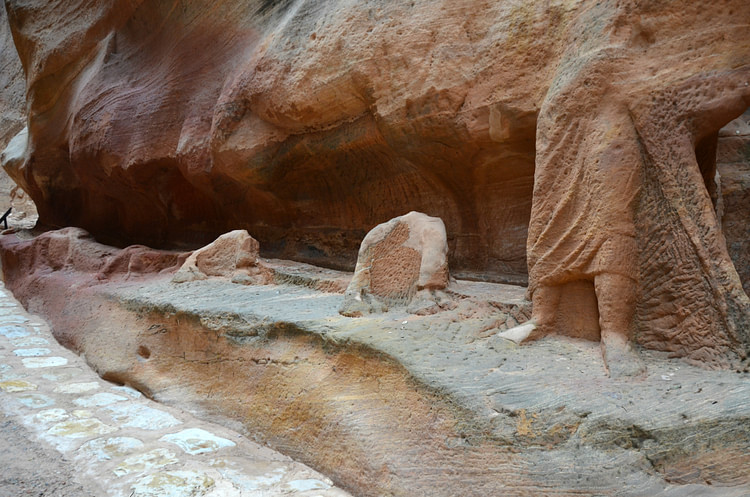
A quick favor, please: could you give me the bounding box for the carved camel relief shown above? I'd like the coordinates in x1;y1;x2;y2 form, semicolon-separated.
500;2;750;374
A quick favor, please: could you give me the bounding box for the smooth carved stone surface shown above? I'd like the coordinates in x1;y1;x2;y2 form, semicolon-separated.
340;211;450;316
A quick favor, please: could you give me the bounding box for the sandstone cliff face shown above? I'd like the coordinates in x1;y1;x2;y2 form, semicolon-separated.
0;2;37;228
0;3;23;149
2;0;561;276
718;111;750;297
1;1;750;365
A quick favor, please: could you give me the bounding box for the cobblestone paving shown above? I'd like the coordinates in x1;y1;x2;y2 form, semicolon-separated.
0;282;352;497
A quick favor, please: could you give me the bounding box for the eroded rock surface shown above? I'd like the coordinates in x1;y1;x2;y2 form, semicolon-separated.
172;229;272;285
339;211;451;316
718;111;750;297
0;232;748;497
1;0;748;368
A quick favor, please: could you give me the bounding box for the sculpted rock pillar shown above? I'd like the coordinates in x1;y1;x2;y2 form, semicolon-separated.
501;2;750;375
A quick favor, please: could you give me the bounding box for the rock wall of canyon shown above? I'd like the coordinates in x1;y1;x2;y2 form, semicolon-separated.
1;1;749;364
0;2;37;227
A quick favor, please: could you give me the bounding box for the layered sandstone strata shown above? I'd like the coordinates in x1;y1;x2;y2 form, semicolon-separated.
1;1;749;364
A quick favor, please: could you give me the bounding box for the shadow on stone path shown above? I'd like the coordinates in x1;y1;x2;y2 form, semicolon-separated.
0;282;352;497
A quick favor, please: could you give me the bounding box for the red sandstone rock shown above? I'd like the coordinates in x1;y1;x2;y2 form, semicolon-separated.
718;112;750;297
0;1;749;368
172;229;272;284
0;3;37;228
0;227;187;286
339;212;450;316
0;3;23;150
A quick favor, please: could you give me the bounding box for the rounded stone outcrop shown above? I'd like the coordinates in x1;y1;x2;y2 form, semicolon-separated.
172;230;272;285
339;212;450;317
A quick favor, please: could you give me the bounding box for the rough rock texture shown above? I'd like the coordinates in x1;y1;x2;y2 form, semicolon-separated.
172;229;272;285
0;227;187;287
1;0;748;367
0;234;748;497
718;111;750;296
339;212;450;316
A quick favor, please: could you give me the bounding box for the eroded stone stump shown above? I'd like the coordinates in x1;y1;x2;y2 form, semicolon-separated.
172;230;271;285
340;212;451;317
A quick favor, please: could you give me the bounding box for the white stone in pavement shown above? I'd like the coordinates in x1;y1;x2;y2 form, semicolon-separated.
55;381;100;394
130;470;215;497
79;436;145;461
74;392;129;407
36;408;70;423
22;356;68;368
0;315;29;324
0;379;38;392
13;347;51;356
0;325;29;338
0;369;23;381
16;392;55;408
10;336;49;346
47;417;118;438
114;447;180;476
104;403;182;430
41;367;83;382
160;428;236;455
285;478;332;492
111;384;143;398
216;465;285;491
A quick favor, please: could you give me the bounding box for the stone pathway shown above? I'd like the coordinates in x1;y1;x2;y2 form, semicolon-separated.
0;282;352;497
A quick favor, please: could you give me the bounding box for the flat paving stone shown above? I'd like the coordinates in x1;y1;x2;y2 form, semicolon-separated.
79;436;146;461
103;403;182;430
10;336;49;346
22;356;68;368
0;325;29;338
0;379;37;392
114;447;180;476
47;417;118;438
55;381;101;394
160;428;236;455
36;408;70;423
130;470;215;497
16;392;55;408
13;347;51;356
74;392;129;408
